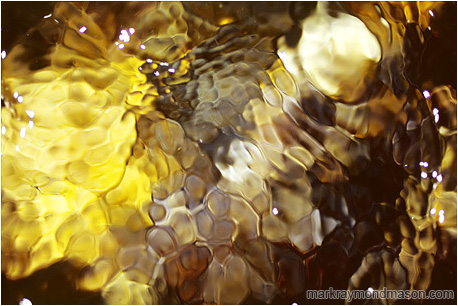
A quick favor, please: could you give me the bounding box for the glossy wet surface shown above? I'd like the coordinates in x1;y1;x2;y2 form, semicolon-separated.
1;2;456;304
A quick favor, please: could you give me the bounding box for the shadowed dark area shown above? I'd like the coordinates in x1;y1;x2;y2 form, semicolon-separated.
1;261;103;305
1;2;53;53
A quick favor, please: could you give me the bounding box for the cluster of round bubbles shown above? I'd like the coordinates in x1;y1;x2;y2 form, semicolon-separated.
1;2;456;304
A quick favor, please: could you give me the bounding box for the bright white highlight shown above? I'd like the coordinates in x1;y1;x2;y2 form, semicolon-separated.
287;2;381;101
423;90;431;99
272;207;279;215
277;51;287;61
421;172;428;179
119;29;130;43
438;209;445;224
439;214;445;224
419;161;429;168
17;96;24;103
19;127;26;138
430;208;436;215
1;50;6;59
19;298;32;306
25;109;35;118
78;26;87;33
28;120;34;129
437;174;443;183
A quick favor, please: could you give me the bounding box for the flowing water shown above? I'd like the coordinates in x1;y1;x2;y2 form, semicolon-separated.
1;2;456;304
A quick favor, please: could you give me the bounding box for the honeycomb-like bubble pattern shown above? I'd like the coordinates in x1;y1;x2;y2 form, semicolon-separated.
1;1;456;304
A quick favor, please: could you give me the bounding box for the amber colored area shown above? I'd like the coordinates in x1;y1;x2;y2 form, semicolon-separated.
1;2;456;305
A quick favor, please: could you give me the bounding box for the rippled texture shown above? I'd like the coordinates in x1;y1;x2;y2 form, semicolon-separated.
1;2;456;304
